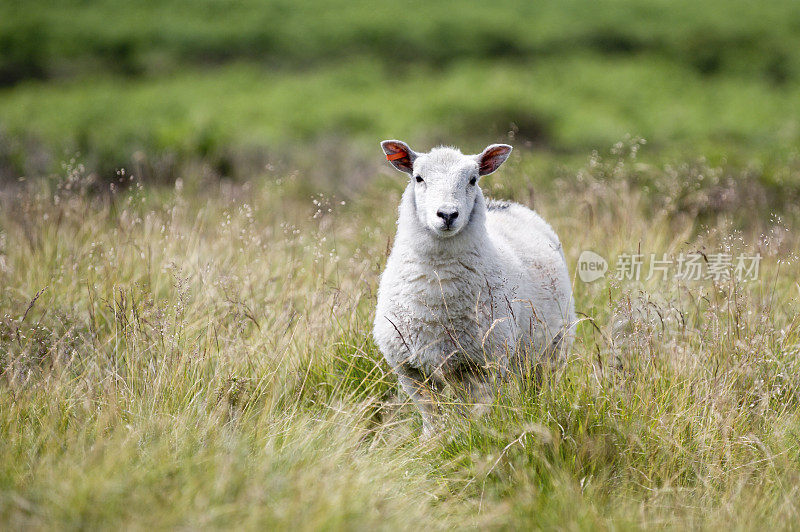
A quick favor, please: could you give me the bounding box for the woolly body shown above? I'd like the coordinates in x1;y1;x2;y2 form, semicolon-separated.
373;142;575;433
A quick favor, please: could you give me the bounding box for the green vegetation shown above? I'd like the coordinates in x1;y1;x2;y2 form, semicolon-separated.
3;148;800;528
4;0;800;82
3;1;800;529
2;0;800;180
3;58;800;175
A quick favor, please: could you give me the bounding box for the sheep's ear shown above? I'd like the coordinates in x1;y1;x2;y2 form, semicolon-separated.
381;140;417;175
476;144;512;175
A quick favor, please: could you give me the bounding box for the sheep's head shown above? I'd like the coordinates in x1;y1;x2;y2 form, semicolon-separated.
381;140;512;238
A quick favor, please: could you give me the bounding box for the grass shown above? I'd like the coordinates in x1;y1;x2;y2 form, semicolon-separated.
4;1;800;527
3;56;800;181
2;144;800;528
3;0;800;83
3;0;800;181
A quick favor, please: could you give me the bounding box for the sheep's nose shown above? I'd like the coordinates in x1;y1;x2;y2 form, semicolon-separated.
436;208;459;228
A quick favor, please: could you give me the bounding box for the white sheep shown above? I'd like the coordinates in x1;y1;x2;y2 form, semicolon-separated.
373;140;576;436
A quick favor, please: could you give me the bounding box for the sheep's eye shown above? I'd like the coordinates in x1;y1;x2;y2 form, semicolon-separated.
415;175;424;183
469;176;477;186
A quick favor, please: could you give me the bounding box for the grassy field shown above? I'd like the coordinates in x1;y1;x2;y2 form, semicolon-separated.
4;0;800;81
2;0;800;180
2;144;800;528
3;57;800;178
3;1;800;529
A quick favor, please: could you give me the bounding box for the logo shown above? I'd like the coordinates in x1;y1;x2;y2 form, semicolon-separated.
577;250;608;283
575;250;760;283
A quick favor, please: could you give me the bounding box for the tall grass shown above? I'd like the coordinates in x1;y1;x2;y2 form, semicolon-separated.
2;144;799;528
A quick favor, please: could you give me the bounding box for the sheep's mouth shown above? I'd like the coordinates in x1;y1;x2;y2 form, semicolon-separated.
430;205;475;237
431;225;461;238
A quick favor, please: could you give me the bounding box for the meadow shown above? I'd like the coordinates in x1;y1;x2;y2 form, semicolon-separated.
3;143;800;528
2;1;800;529
3;0;800;180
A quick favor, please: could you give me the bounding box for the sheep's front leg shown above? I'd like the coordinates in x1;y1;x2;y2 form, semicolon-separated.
453;370;495;418
396;367;441;438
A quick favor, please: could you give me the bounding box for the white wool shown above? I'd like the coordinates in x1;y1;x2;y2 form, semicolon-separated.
373;142;575;434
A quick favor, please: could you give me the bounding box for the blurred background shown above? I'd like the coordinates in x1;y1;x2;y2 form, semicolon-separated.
1;0;799;187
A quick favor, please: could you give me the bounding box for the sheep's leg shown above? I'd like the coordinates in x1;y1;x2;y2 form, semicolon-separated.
530;331;567;388
396;368;441;437
452;370;495;418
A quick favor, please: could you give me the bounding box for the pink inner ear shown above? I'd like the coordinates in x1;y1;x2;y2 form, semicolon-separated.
384;142;408;156
480;147;508;173
383;142;413;171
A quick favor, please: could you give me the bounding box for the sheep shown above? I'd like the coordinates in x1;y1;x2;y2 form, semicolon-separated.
373;140;576;436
